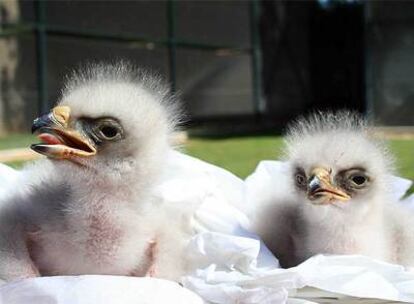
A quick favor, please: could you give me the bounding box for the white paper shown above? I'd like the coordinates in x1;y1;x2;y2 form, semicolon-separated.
182;231;304;304
157;151;245;213
0;276;203;304
155;151;280;270
1;157;414;304
182;233;414;303
389;175;413;202
402;193;414;207
0;163;20;198
243;161;293;217
294;254;414;302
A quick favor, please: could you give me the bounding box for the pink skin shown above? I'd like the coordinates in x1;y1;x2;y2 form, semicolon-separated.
27;224;159;278
25;234;41;279
38;133;62;145
144;240;158;277
128;239;158;277
37;133;97;170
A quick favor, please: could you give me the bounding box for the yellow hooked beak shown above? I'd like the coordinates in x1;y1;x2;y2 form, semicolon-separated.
307;167;351;204
31;106;97;159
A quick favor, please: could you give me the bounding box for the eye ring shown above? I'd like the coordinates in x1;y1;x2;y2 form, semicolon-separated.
348;173;370;188
93;118;124;141
295;173;306;186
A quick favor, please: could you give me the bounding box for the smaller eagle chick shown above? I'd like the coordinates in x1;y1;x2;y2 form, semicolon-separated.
254;111;414;269
0;63;188;282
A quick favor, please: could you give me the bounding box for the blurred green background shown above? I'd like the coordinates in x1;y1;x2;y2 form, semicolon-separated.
187;137;414;181
1;134;413;194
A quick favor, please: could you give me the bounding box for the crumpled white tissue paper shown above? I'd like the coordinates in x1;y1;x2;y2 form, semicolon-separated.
0;163;20;198
0;156;413;304
0;276;203;304
294;254;414;302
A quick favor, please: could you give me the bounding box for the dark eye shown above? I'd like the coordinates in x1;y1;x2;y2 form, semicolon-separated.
94;119;123;141
351;175;367;186
339;169;370;191
296;173;306;186
100;125;119;139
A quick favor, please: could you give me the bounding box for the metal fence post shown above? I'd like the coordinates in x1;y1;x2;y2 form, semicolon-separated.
363;2;373;120
249;0;266;116
167;0;177;93
35;0;48;115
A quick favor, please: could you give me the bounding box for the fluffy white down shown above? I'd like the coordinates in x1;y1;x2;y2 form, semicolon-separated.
252;111;414;268
0;63;188;282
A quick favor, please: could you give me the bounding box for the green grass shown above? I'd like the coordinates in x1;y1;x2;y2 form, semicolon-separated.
0;133;36;150
186;137;414;180
186;136;414;195
1;134;413;192
0;134;36;169
390;140;414;184
185;136;285;178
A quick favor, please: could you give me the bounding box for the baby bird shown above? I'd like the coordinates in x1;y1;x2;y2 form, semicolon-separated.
0;62;188;282
253;111;414;269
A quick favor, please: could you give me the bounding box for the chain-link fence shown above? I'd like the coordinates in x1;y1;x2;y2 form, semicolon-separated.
0;0;264;133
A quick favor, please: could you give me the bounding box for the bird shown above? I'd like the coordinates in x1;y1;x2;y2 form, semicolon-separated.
0;62;192;283
252;111;414;269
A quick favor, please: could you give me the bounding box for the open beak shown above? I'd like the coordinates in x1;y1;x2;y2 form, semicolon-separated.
31;106;97;159
307;167;351;204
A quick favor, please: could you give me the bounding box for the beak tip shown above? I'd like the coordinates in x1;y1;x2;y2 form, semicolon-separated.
30;144;42;153
30;144;53;157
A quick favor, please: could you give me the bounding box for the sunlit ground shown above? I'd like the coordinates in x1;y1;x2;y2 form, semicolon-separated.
1;133;413;193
